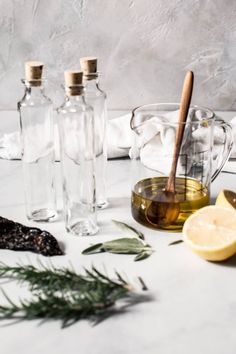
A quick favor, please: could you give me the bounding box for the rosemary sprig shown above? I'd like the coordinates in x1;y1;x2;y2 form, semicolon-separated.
0;263;148;327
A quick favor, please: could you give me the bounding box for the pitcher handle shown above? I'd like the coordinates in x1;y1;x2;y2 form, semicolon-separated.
211;118;233;182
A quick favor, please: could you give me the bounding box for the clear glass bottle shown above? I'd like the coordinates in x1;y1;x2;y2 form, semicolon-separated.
57;70;98;236
80;57;108;209
18;61;57;222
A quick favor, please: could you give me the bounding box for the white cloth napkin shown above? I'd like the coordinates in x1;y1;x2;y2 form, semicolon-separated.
229;116;236;158
129;110;192;174
0;114;133;161
129;109;228;175
221;116;236;173
0;112;233;174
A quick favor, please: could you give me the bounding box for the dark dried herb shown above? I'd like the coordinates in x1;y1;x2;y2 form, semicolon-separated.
0;216;63;256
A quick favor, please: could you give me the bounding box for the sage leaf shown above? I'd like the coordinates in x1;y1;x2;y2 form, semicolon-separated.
112;220;145;240
134;250;152;262
103;238;146;254
168;240;183;246
82;243;104;255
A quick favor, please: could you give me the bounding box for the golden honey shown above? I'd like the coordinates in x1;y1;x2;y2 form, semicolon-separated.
131;176;209;231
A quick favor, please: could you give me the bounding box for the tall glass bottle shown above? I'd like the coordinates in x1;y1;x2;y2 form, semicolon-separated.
80;57;108;209
57;71;98;236
18;61;57;222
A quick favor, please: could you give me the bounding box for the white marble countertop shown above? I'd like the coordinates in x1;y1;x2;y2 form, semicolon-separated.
1;111;236;354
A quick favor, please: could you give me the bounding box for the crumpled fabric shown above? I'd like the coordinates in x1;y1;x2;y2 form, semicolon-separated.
0;111;233;173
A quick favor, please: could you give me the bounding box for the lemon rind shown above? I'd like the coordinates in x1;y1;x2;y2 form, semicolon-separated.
183;205;236;261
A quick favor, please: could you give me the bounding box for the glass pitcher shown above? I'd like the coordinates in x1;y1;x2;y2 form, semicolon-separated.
130;103;233;231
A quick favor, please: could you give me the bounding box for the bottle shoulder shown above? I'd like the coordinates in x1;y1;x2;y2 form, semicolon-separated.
18;93;52;108
57;99;92;114
84;81;106;99
97;85;107;98
84;90;106;105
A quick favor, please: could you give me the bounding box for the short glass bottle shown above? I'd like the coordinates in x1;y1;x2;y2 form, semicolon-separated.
81;66;108;209
18;66;57;222
57;72;99;236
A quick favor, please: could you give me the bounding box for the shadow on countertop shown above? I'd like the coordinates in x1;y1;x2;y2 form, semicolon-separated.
213;253;236;268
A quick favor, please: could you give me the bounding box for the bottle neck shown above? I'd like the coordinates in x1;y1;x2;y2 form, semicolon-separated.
22;79;45;98
65;84;84;97
83;77;99;91
25;85;45;96
65;93;86;104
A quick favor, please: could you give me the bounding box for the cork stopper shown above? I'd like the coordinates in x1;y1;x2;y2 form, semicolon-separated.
25;61;44;86
64;70;83;95
80;57;97;80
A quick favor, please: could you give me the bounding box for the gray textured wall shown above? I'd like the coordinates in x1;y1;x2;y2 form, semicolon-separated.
0;0;236;110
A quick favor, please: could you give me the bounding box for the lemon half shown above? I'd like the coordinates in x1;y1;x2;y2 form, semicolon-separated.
183;206;236;261
215;189;236;209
